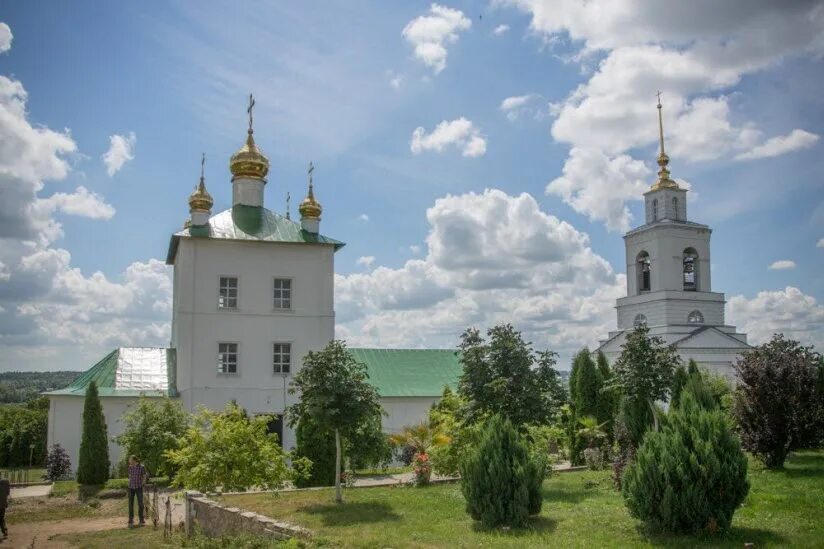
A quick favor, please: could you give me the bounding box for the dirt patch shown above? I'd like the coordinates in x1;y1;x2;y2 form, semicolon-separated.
2;516;127;548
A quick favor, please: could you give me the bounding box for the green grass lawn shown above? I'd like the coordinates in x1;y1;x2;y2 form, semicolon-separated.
214;450;824;548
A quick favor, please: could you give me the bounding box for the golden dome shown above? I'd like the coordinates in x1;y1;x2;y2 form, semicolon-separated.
229;129;269;181
189;156;214;212
299;162;322;219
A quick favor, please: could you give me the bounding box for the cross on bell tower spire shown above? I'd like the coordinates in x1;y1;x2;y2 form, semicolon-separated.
652;92;678;190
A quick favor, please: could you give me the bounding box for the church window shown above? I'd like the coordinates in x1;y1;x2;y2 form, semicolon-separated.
218;276;238;309
633;314;647;327
688;310;704;324
672;197;679;220
218;343;238;374
652;199;658;221
273;343;291;374
683;248;697;291
273;278;292;309
637;251;651;292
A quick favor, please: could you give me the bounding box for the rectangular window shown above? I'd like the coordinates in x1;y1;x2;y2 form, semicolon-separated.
273;278;292;309
273;343;291;374
218;276;238;309
218;343;238;374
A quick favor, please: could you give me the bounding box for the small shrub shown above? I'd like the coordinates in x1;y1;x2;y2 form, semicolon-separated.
45;444;72;481
622;392;749;534
583;447;605;470
412;452;432;485
460;415;543;528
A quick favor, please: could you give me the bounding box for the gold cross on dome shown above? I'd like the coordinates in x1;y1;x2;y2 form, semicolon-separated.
656;90;662;107
247;93;256;131
308;161;314;183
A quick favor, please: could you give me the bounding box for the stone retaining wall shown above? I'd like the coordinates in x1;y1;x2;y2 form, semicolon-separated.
185;491;311;541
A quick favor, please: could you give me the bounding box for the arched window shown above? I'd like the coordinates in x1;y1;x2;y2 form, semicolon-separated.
637;251;651;292
633;314;647;327
672;197;679;220
683;248;698;291
652;199;658;221
688;310;704;324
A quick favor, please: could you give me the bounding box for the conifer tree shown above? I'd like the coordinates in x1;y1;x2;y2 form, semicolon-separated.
460;415;543;528
76;381;110;485
572;349;599;418
595;350;617;430
670;364;689;408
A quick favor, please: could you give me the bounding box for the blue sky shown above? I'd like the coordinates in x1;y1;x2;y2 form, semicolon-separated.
1;1;822;371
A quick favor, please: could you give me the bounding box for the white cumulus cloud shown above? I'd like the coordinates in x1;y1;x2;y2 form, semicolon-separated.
492;24;510;36
546;147;651;232
500;94;538;121
768;260;796;271
335;189;623;356
817;238;824;248
735;129;819;161
102;132;136;176
410;118;487;157
37;186;116;220
0;22;12;53
728;287;824;349
357;256;376;268
358;213;369;222
402;4;471;74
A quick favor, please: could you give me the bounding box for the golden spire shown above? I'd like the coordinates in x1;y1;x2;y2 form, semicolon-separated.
188;153;214;212
651;92;679;191
298;161;322;220
229;93;270;181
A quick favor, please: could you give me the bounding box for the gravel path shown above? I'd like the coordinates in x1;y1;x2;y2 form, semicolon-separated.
10;484;52;499
4;516;125;549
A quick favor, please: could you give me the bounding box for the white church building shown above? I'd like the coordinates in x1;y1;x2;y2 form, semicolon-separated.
46;99;750;470
597;100;750;374
46;102;461;469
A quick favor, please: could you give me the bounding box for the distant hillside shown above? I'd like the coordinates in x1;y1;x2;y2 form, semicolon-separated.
0;371;82;403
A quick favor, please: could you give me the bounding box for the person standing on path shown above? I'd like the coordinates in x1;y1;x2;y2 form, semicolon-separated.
127;455;149;528
0;477;9;538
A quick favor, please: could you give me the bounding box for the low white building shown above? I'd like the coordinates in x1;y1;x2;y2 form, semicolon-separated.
46;102;461;470
597;101;750;375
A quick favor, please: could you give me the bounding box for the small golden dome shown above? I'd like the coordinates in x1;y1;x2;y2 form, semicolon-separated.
229;129;269;181
299;161;322;219
188;156;214;212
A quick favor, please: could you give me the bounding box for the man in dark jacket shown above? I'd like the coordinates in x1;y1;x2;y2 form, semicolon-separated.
127;455;149;528
0;477;9;538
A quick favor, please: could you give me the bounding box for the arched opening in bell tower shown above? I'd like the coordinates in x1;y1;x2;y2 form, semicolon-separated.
637;251;651;293
683;248;698;291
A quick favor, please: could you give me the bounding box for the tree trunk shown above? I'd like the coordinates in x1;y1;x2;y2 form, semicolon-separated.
648;399;659;432
334;428;342;504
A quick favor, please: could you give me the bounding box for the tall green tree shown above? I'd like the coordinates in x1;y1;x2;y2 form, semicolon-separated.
0;397;48;467
610;324;680;432
733;334;824;468
286;339;383;503
76;381;110;485
114;396;189;477
572;349;599;418
670;364;690;409
166;402;293;492
457;324;563;427
595;351;618;432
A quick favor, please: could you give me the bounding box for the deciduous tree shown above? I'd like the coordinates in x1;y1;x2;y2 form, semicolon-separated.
733;334;824;468
286;340;383;503
114;396;189;477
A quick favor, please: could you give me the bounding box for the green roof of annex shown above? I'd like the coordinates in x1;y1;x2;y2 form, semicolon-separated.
46;347;461;399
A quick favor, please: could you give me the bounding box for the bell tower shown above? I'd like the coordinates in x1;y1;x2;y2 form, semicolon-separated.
617;97;719;329
597;95;750;376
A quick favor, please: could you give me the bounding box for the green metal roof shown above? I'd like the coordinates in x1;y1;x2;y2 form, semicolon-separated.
167;205;345;264
45;348;176;398
349;348;462;398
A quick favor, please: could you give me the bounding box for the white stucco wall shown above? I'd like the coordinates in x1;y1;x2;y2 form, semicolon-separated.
47;395;146;475
380;396;440;435
616;290;726;330
171;236;336;450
